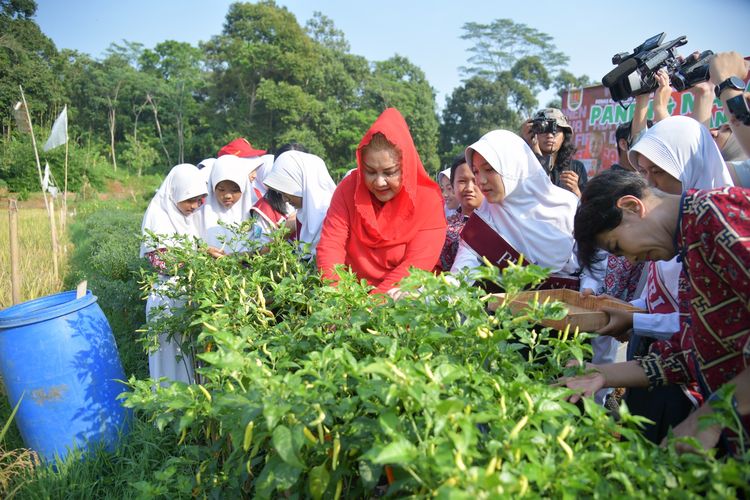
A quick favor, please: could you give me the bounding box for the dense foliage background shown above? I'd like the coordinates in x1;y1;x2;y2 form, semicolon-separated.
1;0;588;189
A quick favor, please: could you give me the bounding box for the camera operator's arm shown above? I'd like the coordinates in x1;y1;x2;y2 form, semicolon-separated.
631;93;650;141
690;82;714;127
652;69;673;123
710;51;750;156
520;118;541;156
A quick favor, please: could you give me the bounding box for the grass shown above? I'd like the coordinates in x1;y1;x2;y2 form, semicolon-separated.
0;205;69;309
7;416;182;499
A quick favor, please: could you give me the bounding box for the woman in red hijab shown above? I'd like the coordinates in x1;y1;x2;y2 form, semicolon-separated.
317;108;447;294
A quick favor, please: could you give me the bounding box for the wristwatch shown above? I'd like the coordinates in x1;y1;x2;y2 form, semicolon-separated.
714;76;746;99
726;93;750;126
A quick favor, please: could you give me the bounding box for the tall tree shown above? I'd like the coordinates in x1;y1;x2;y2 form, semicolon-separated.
305;11;350;53
458;19;572;116
440;76;518;161
546;70;591;108
202;0;316;145
0;0;62;131
364;55;440;172
460;19;568;80
140;40;206;163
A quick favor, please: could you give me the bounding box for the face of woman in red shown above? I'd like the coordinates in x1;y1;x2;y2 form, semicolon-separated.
362;147;403;203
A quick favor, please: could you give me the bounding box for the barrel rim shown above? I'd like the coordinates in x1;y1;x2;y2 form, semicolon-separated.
0;290;98;329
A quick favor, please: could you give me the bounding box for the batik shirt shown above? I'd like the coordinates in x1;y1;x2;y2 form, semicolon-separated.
638;187;750;437
436;208;467;272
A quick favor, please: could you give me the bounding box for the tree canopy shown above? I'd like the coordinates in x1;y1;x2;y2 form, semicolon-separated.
1;1;585;187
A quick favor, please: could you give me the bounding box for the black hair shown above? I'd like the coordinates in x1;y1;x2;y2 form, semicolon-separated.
574;169;648;268
555;129;578;170
449;151;467;185
615;122;632;145
615;120;654;150
273;142;308;157
264;188;289;215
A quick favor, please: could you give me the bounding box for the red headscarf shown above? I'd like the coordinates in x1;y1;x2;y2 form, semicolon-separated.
351;108;445;246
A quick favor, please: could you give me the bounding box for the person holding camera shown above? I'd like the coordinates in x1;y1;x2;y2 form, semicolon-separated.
532;108;588;198
709;52;750;188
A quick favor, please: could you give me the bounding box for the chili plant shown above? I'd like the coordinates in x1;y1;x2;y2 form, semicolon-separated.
124;229;750;498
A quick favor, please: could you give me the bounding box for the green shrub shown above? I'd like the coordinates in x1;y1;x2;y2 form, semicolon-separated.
0;134;114;194
64;202;149;379
119;232;750;498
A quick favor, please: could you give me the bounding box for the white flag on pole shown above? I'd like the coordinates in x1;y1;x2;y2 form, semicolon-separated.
42;162;51;191
43;105;68;152
42;162;59;197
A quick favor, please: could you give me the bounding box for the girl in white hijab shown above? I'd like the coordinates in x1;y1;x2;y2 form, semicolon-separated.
140;163;207;385
197;158;215;186
438;167;459;218
451;130;579;276
140;163;207;258
253;153;275;197
201;154;263;255
628;115;733;192
263;151;336;256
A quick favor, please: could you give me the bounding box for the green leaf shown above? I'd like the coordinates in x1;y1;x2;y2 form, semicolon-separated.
272;424;306;468
358;460;382;490
255;454;303;499
371;440;419;465
308;463;330;500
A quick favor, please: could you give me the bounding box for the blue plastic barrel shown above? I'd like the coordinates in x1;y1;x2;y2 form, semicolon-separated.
0;290;130;461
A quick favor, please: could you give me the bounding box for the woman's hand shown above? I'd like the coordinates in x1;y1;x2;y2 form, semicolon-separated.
661;403;722;454
207;246;226;259
597;307;634;340
557;362;606;404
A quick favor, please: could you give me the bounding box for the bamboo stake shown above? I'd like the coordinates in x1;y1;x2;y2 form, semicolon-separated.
49;197;59;282
9;199;21;305
62;119;69;232
19;86;59;282
18;86;49;216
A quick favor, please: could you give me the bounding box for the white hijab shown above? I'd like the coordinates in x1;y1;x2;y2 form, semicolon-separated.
140;163;207;257
253;154;275;197
263;151;336;254
201;155;261;251
239;156;266;216
466;130;579;272
438;167;458;218
628;115;733;190
438;168;451;184
197;158;216;185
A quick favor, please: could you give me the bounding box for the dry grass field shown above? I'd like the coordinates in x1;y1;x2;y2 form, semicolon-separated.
0;204;69;309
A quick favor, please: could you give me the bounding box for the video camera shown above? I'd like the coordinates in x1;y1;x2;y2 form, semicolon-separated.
531;119;560;135
602;33;713;102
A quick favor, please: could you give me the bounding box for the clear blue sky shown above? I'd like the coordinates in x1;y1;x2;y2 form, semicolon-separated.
35;0;750;111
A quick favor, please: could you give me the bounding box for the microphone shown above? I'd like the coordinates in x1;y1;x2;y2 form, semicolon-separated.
602;58;638;88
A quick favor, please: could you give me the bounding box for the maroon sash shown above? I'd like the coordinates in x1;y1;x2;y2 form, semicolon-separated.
645;261;678;314
461;213;579;290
